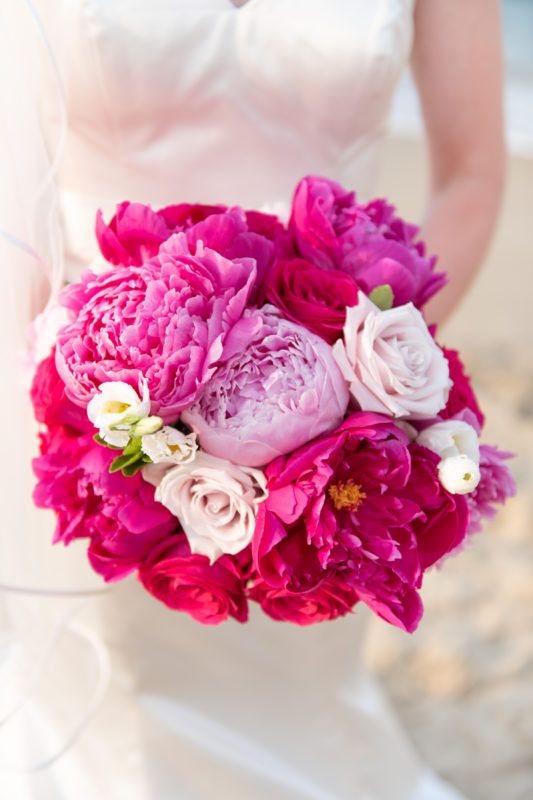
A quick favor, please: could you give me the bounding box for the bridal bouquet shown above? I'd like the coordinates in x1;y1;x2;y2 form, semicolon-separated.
31;176;514;630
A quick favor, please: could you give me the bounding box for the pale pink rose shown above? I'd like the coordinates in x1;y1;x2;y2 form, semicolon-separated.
152;452;267;564
182;306;349;467
333;292;450;420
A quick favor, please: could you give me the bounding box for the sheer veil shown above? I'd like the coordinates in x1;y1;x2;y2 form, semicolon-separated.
0;2;111;775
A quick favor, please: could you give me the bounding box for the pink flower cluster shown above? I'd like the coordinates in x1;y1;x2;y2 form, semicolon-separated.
31;177;514;629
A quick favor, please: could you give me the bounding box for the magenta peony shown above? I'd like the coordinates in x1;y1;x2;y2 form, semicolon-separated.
56;235;257;420
290;176;446;308
265;258;359;344
95;201;225;266
253;412;469;632
139;536;249;624
96;202;289;296
249;577;359;625
182;305;349;467
33;425;176;580
467;445;516;533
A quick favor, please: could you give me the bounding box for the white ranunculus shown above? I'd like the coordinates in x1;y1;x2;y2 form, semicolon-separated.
333;292;451;420
153;452;267;563
417;419;480;463
438;454;481;495
141;427;197;465
88;380;150;442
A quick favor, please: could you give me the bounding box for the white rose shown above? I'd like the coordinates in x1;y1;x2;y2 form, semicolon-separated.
88;380;150;444
141;427;197;465
153;452;267;563
333;292;450;420
438;454;481;495
416;419;480;463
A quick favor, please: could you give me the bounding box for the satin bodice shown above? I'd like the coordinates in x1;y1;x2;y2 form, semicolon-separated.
48;0;414;276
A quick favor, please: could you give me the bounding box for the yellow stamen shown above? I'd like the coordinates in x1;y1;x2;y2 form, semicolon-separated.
168;444;182;455
102;400;130;414
328;480;367;512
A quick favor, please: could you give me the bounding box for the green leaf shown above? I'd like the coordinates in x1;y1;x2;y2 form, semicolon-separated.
368;284;394;311
122;436;143;457
122;461;146;477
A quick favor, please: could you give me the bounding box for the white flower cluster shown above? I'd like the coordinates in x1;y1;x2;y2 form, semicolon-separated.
87;380;267;563
416;419;481;495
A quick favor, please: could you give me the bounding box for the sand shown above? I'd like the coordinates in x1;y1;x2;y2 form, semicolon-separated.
364;137;533;799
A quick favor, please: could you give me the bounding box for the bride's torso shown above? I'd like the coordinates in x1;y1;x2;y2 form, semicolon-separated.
44;0;414;276
26;4;430;798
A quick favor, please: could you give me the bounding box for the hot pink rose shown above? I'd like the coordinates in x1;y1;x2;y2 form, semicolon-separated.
253;412;468;632
182;306;349;467
249;577;359;625
440;346;485;429
33;424;176;579
56;235;257;420
30;350;91;434
265;258;359;344
290;176;446;308
139;536;249;624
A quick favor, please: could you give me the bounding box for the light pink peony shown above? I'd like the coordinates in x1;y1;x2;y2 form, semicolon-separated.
182;305;350;467
333;292;450;420
56;235;257;421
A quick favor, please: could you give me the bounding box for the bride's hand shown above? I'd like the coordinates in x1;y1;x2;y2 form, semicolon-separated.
411;0;505;326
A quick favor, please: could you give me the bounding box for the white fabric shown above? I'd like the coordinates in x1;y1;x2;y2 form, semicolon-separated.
0;1;469;797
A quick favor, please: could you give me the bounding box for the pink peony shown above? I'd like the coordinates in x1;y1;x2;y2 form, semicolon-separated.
290;176;446;308
56;235;257;420
182;306;349;467
33;425;176;580
253;412;469;632
96;203;289;298
265;258;360;344
467;445;516;533
249;577;359;625
139;535;249;624
440;347;485;429
95;201;225;266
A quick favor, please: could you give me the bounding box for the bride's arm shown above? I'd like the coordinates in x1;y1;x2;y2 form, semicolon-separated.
411;0;505;326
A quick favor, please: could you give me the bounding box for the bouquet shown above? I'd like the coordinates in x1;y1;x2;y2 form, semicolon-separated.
31;176;515;630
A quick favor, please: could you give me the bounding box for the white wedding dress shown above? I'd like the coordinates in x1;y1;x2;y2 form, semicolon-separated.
0;1;468;798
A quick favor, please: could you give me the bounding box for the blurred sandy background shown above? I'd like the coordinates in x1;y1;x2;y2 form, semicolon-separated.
366;3;533;797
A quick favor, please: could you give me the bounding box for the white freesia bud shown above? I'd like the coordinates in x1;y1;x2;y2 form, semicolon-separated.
88;380;150;442
438;454;481;495
417;420;480;464
134;415;164;437
141;427;197;465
